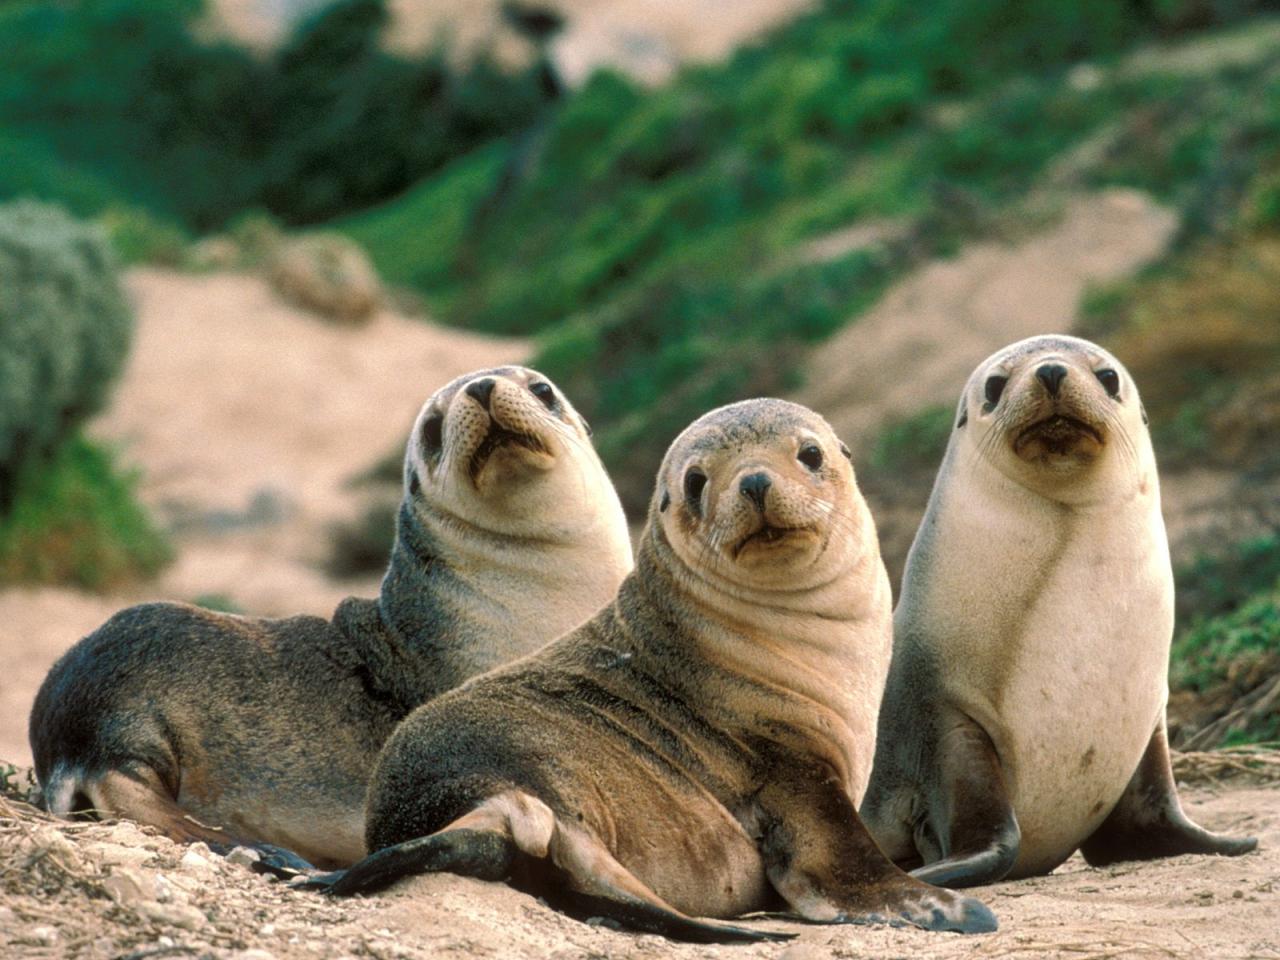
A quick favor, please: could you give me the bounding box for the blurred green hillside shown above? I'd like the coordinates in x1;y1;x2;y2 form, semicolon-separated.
0;0;549;229
337;1;1280;514
1;0;1276;745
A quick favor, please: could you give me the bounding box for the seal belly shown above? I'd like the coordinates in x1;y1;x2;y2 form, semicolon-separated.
978;541;1170;876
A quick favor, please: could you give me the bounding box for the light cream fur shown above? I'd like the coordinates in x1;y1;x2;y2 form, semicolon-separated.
895;335;1170;876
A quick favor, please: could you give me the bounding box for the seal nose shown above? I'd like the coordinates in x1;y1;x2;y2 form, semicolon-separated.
1036;363;1068;397
739;472;772;512
465;378;496;410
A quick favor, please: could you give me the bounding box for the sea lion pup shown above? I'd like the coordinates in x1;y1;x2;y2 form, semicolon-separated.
29;366;633;869
861;335;1258;888
309;399;996;943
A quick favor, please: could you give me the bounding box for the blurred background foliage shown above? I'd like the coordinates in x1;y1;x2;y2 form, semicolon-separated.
0;0;1277;745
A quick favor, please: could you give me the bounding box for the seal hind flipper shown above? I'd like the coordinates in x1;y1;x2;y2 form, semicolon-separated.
322;791;790;944
754;752;998;934
1080;723;1257;867
908;716;1021;889
539;819;793;943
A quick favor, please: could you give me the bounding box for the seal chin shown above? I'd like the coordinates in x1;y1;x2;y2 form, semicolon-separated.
1011;414;1105;465
469;425;556;484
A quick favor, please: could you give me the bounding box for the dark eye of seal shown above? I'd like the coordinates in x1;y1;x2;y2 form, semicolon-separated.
798;444;824;471
684;468;708;512
1095;369;1120;398
422;412;444;454
530;381;557;410
984;375;1008;409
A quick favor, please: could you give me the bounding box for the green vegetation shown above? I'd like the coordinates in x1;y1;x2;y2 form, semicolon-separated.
0;0;549;229
341;2;1276;509
192;593;245;615
1176;533;1280;626
0;200;133;507
0;200;169;588
870;405;955;476
0;436;171;590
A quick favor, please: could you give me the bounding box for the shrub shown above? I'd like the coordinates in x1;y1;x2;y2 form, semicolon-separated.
0;435;170;589
0;0;550;230
0;201;133;511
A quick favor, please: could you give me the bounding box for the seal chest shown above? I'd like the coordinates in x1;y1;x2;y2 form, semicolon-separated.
28;367;633;868
863;335;1257;886
309;399;996;942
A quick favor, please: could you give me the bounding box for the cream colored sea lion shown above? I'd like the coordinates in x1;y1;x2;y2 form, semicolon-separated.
307;399;996;942
861;335;1257;887
29;366;632;869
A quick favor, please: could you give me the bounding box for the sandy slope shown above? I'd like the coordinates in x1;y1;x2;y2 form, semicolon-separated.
0;268;527;767
0;776;1274;959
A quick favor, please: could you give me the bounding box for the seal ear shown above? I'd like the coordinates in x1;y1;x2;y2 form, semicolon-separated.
957;408;968;429
409;472;421;497
659;490;671;513
1140;403;1149;426
580;416;593;437
839;442;852;461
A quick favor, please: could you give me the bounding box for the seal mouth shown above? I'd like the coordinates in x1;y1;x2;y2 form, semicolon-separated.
732;523;815;559
1013;414;1103;458
469;425;551;479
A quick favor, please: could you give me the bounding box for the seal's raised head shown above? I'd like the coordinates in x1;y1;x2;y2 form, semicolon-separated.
653;399;861;586
407;365;607;528
956;335;1149;495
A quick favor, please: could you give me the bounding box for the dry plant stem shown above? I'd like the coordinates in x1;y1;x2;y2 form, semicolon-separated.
1182;675;1280;751
1171;743;1280;785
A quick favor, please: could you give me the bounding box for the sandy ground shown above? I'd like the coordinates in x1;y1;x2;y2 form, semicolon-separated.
0;268;527;767
1;774;1274;960
800;188;1178;453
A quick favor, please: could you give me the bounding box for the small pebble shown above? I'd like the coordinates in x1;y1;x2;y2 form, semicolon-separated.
102;867;155;905
135;900;208;930
29;926;58;946
226;846;262;868
181;847;216;872
258;923;277;937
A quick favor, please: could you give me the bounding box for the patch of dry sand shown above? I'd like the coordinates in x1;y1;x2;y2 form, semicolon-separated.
0;777;1274;959
0;268;527;767
799;189;1178;448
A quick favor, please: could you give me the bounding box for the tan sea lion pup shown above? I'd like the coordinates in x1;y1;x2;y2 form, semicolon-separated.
861;335;1257;887
29;366;632;869
306;398;997;942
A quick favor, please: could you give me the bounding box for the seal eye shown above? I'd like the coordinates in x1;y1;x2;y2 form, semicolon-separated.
1095;369;1121;398
683;468;708;510
984;375;1008;409
798;444;824;471
422;412;444;455
530;381;557;410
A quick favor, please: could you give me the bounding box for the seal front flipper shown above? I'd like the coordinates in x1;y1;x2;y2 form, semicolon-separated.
909;716;1021;889
1080;722;1257;867
753;751;998;934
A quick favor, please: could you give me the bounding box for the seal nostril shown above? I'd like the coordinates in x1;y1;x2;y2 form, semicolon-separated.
1035;363;1068;397
739;472;772;511
465;378;496;409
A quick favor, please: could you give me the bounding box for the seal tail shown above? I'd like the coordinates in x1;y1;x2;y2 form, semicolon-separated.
309;790;792;944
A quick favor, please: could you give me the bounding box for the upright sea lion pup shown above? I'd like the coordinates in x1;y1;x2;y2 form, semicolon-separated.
309;399;996;943
862;335;1257;887
30;367;633;868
